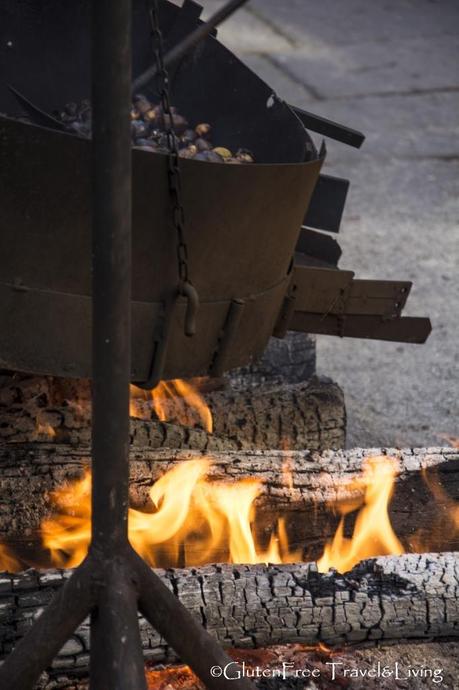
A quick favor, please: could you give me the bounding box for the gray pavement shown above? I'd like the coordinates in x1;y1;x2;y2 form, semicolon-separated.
199;0;459;447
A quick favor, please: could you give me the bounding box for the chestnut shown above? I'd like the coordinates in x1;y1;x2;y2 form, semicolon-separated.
236;148;255;163
133;94;153;116
131;120;149;139
195;137;212;152
179;145;198;159
213;147;232;159
144;108;158;123
195;123;211;138
194;150;223;163
181;129;197;146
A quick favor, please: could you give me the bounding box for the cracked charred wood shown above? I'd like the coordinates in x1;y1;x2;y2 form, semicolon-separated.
208;377;343;450
0;447;457;557
1;553;458;676
0;374;344;451
227;333;316;389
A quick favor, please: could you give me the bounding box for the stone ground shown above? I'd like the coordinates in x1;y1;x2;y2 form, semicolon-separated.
197;0;459;448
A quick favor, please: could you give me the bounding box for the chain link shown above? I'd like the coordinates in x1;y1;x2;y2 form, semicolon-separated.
149;0;189;286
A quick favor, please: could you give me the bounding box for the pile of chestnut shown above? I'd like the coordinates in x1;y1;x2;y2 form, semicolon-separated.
57;95;255;164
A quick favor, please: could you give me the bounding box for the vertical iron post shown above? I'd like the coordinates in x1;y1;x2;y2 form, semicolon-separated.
0;2;257;687
90;1;147;688
91;0;132;556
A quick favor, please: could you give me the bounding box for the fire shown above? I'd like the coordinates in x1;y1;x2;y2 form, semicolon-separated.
3;453;452;576
36;415;56;439
317;456;403;573
423;469;459;530
36;459;300;569
0;544;20;572
41;468;92;568
130;378;213;432
410;467;459;552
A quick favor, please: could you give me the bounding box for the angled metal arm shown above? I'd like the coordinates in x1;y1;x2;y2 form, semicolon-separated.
0;558;95;690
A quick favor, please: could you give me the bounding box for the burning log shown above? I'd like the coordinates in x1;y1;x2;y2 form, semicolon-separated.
0;447;457;558
1;553;458;676
0;373;344;451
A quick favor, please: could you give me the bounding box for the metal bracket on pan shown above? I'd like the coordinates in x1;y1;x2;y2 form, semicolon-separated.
296;227;342;267
290;313;432;343
134;293;179;390
303;174;350;234
210;298;245;376
290;105;365;149
274;264;432;344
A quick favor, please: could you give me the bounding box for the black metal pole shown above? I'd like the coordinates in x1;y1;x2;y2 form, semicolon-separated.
90;0;147;688
0;558;95;690
0;1;258;686
90;556;147;690
91;0;132;554
132;0;251;93
131;548;256;690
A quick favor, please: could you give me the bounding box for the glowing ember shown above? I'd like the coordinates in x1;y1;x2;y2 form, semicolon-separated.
130;378;213;432
143;644;337;690
317;456;404;573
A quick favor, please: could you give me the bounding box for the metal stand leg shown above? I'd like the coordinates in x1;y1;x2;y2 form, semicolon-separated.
0;560;94;690
90;556;147;690
0;0;257;687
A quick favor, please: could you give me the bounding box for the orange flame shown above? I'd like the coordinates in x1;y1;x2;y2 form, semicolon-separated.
41;469;92;568
317;456;403;573
0;544;20;572
3;454;447;576
35;459;302;569
130;379;213;432
36;414;56;439
409;467;459;552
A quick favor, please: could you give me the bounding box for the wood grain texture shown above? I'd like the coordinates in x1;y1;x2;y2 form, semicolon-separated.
0;446;457;544
0;375;344;451
1;553;458;674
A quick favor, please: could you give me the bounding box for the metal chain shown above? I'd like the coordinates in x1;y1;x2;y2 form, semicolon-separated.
149;0;189;286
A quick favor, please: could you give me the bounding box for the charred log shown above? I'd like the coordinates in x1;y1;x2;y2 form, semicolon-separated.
0;374;345;451
0;447;457;557
1;553;458;675
227;333;316;389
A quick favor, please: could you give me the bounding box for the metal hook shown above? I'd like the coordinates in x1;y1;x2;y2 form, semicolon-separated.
180;281;199;337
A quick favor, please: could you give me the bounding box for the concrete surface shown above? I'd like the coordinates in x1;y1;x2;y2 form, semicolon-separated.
198;0;459;447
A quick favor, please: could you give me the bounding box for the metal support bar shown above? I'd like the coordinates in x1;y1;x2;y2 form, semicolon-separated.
290;313;432;343
132;0;251;93
89;0;150;686
90;557;147;690
210;298;245;376
131;548;255;690
0;558;95;690
296;227;342;266
91;0;132;553
290;104;365;149
303;174;350;234
0;2;257;687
